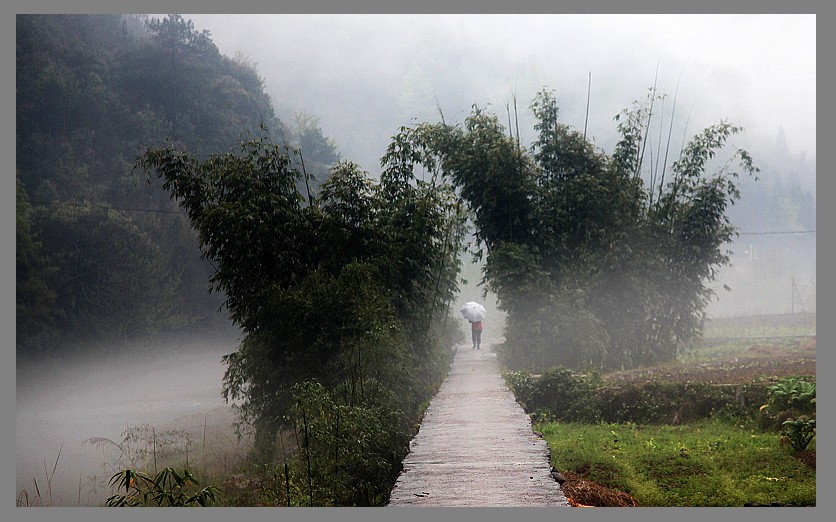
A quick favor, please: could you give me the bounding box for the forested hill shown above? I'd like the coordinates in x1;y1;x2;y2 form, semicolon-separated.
16;14;339;359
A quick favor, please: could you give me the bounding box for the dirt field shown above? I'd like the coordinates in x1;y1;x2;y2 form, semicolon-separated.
602;336;816;386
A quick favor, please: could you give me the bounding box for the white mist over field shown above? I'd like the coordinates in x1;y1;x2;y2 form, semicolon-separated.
16;335;242;506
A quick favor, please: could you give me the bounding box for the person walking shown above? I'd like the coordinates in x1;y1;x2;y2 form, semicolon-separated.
460;301;486;350
470;319;483;349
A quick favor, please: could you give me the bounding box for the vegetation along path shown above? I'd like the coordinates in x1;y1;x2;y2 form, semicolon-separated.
387;343;570;507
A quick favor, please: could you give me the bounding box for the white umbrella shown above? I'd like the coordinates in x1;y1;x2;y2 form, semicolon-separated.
460;302;486;322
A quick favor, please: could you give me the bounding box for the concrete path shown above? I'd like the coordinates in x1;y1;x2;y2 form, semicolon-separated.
387;343;570;507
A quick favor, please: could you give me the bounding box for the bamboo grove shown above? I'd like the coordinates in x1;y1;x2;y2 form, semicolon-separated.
136;130;469;505
426;89;759;372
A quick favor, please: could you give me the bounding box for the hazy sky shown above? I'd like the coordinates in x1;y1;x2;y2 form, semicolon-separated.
180;13;816;174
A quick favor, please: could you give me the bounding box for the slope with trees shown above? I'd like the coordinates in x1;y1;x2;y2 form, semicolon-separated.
16;14;339;358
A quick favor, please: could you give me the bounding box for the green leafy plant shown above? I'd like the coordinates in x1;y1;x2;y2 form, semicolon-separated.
503;370;537;407
137;127;465;502
759;376;816;432
106;467;221;507
780;417;816;452
400;88;758;374
762;377;816;413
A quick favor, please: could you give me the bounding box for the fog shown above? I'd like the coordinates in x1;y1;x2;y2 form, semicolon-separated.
182;14;815;175
181;13;815;317
16;333;242;506
10;11;816;507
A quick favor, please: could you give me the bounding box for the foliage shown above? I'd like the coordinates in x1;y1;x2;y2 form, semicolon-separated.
539;420;815;506
597;381;768;425
503;370;538;407
33;203;188;346
762;376;816;414
780;417;816;452
288;112;341;198
16;14;343;357
106;467;222;507
759;376;816;435
506;367;772;425
505;367;602;423
137;127;465;503
397;89;758;373
16;175;57;352
286;380;412;506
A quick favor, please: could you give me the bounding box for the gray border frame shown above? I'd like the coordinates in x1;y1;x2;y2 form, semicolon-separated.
6;1;827;522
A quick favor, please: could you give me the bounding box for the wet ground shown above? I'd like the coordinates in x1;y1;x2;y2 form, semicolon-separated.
387;343;570;507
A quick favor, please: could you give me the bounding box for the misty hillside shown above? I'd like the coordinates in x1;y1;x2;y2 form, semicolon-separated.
15;14;338;360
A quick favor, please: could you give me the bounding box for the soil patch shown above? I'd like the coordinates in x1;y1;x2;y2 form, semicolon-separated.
560;470;639;507
797;450;816;470
602;353;815;386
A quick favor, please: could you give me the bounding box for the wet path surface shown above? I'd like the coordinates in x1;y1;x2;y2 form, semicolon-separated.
388;344;569;507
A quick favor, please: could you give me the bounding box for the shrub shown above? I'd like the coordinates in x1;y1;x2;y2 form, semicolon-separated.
505;366;602;423
106;468;222;507
759;377;816;432
287;380;412;506
780;417;816;452
503;370;537;407
507;372;772;425
598;382;768;425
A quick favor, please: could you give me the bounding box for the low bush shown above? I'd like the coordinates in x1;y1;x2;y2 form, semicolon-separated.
505;367;602;423
505;367;771;425
598;381;769;424
106;467;222;507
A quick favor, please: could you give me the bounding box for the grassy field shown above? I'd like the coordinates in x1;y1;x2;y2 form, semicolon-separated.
539;313;816;507
702;312;816;339
541;420;815;507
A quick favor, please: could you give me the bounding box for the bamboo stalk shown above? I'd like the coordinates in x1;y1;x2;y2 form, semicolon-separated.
284;462;291;507
202;414;207;469
636;63;660;178
658;60;688;208
583;71;591;140
153;427;157;474
302;408;313;506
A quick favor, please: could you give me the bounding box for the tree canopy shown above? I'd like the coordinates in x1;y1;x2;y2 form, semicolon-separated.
387;89;759;371
136;130;467;500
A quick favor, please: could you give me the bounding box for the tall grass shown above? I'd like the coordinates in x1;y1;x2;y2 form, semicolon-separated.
18;409;253;507
16;446;64;507
540;419;815;506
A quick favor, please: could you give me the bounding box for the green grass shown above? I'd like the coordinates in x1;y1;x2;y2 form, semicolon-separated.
539;419;815;507
703;313;816;339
